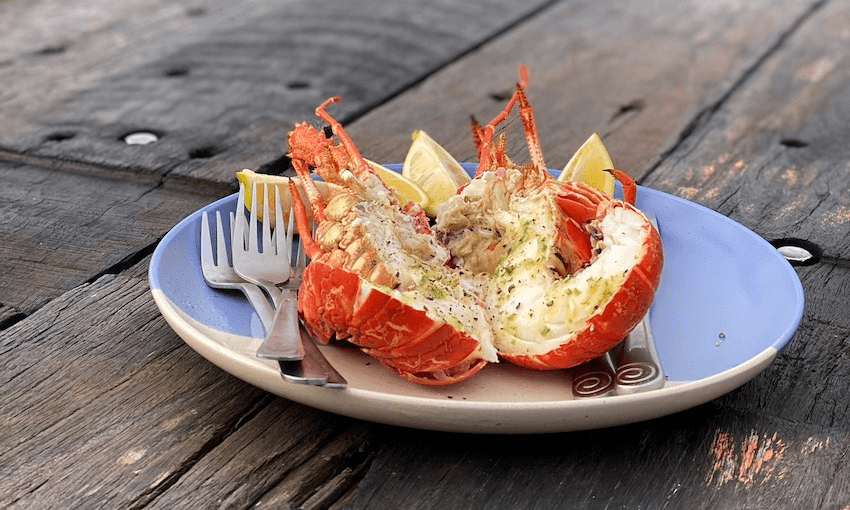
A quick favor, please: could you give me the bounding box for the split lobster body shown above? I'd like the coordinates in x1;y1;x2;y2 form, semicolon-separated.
298;259;490;384
286;68;663;385
495;179;662;370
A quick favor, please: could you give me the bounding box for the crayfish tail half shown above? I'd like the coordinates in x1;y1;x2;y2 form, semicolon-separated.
298;258;493;385
496;181;663;370
438;66;665;373
289;97;498;385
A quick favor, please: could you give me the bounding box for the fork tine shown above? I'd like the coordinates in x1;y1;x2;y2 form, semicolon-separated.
215;211;229;268
261;183;273;255
274;186;289;264
229;211;238;250
235;182;247;253
248;181;260;254
285;204;295;263
200;212;214;270
295;212;306;269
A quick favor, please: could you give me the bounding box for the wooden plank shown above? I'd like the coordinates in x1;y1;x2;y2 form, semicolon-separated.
0;0;287;174
343;0;825;179
640;0;850;259
0;0;553;184
0;261;369;509
0;160;219;315
339;406;848;509
146;422;374;509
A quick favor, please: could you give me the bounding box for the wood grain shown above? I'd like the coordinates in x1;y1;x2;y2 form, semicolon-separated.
337;407;848;509
0;263;370;509
642;0;850;259
0;0;553;184
0;160;218;315
344;0;825;179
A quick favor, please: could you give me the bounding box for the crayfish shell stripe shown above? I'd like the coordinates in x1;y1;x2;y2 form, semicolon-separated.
298;260;489;385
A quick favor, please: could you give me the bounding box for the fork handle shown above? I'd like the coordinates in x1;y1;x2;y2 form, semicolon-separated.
613;214;665;394
256;289;306;360
278;322;346;387
614;313;665;394
571;352;617;398
241;284;276;331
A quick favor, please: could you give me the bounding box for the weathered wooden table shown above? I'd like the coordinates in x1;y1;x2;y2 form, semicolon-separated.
2;0;848;508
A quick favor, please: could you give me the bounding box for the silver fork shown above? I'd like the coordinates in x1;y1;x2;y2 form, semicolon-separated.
200;210;276;334
233;182;304;360
202;206;345;387
256;209;306;360
613;313;665;394
232;183;346;387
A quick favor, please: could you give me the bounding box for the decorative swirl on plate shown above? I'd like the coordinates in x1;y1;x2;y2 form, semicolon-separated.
616;362;659;386
572;370;615;397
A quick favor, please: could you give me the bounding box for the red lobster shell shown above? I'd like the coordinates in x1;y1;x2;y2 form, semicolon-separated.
287;68;662;385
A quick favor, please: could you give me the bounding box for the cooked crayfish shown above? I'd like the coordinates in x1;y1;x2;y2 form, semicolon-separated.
287;98;496;385
287;67;662;384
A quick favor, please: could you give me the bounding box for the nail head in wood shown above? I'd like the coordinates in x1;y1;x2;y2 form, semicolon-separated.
123;132;159;145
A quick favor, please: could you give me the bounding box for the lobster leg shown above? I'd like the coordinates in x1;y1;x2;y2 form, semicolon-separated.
474;124;497;178
606;169;636;205
555;182;605;224
470;116;484;153
473;65;548;180
474;68;528;177
556;218;594;274
288;180;322;259
314;97;378;182
551;172;638;275
291;158;327;224
514;67;546;173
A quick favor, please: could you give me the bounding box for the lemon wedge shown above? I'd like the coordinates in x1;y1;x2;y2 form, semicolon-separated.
364;159;431;212
236;164;429;225
401;130;470;216
559;133;616;196
235;169;332;226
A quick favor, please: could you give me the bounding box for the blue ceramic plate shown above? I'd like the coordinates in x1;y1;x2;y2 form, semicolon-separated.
149;165;804;433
